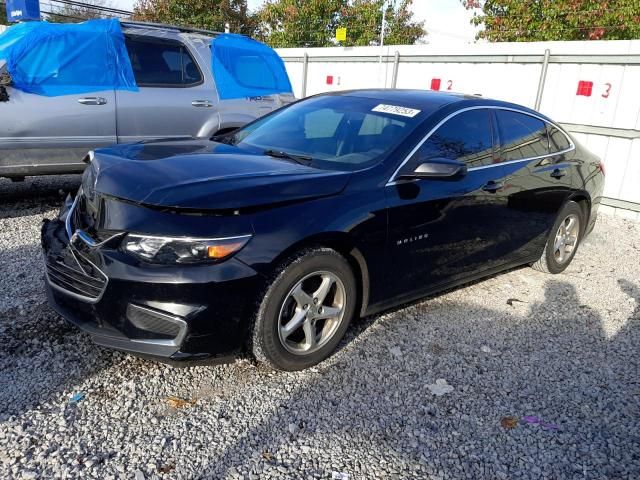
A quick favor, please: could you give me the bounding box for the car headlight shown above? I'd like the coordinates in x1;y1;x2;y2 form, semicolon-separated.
121;234;252;264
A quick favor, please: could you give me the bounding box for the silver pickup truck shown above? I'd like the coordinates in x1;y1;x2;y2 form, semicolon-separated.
0;21;295;179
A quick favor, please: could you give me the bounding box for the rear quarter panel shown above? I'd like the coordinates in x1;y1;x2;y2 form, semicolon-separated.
188;35;288;136
572;138;605;229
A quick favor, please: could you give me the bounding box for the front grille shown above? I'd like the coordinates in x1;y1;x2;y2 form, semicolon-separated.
44;188;109;303
45;254;107;302
74;191;99;234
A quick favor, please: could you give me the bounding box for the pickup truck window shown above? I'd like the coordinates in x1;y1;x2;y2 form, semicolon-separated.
125;37;203;87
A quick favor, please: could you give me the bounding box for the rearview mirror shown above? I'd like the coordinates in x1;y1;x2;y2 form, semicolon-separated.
399;158;467;180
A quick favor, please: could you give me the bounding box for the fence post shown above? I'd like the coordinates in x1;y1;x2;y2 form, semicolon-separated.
535;49;551;111
391;51;400;88
301;52;309;98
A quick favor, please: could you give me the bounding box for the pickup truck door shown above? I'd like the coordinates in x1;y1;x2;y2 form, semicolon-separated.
115;35;220;143
0;82;115;176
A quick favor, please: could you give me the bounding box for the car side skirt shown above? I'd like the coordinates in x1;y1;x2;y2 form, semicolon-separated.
363;254;540;317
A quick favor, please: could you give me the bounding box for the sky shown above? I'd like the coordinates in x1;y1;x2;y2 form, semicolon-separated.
111;0;480;44
413;0;480;44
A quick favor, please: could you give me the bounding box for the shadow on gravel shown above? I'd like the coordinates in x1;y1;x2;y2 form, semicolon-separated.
619;279;640;321
196;278;640;479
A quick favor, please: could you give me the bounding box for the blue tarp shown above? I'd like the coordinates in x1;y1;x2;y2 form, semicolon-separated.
211;34;292;100
0;19;137;96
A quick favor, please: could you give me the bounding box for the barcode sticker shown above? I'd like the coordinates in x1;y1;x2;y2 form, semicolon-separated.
372;104;421;118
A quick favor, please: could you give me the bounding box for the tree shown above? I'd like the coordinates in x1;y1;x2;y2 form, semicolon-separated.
257;0;426;48
462;0;640;41
256;0;342;47
46;0;118;23
133;0;257;35
1;2;8;25
382;0;425;45
341;0;426;46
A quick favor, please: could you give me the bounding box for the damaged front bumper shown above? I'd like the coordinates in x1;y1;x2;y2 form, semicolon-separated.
41;197;261;365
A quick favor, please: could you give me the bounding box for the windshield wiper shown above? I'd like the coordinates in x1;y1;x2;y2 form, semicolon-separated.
264;149;313;165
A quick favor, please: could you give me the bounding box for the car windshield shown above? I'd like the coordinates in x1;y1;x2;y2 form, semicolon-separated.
224;95;426;171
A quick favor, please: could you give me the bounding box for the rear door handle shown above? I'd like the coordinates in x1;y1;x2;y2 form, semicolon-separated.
192;100;214;108
550;168;567;179
482;180;504;193
78;97;107;106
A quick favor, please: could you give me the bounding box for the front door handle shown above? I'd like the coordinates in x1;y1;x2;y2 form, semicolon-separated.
482;180;504;193
192;100;214;108
550;168;567;179
78;97;107;106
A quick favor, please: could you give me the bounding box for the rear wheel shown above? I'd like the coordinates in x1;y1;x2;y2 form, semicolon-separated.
531;201;584;274
252;248;357;371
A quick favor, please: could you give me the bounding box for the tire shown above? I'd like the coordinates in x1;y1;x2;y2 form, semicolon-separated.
252;248;357;371
531;201;584;274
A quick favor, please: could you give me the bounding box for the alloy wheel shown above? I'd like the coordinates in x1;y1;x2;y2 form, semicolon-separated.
553;213;580;264
277;271;346;355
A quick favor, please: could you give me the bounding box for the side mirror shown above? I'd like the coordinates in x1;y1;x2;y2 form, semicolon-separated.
399;158;468;180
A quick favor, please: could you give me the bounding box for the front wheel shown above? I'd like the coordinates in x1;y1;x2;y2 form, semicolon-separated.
531;200;584;274
252;248;357;371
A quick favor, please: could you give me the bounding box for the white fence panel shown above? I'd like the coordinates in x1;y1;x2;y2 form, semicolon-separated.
540;63;630;128
282;61;304;99
621;140;640;203
615;66;640;130
278;40;640;216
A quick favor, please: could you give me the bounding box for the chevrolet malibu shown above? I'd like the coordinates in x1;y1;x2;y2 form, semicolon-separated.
41;90;605;371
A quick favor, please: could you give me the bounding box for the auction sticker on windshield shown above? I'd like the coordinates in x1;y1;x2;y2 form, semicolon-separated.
372;104;421;118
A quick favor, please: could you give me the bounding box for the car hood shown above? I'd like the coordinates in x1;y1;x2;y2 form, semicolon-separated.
88;139;352;211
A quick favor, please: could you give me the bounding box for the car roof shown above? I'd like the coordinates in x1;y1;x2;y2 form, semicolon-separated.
339;89;472;107
322;89;553;123
120;20;222;37
120;21;265;53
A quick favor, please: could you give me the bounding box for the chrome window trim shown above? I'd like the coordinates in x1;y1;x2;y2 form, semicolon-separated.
467;145;576;172
386;105;575;186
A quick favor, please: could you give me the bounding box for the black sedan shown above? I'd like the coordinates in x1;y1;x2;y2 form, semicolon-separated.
41;90;605;371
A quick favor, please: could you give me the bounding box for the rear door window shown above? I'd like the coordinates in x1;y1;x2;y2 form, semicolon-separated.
496;110;550;161
125;37;202;87
232;55;278;89
415;109;494;169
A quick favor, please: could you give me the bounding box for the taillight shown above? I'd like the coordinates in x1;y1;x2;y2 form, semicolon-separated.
598;160;605;176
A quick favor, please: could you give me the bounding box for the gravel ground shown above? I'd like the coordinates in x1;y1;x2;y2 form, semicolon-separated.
0;176;639;480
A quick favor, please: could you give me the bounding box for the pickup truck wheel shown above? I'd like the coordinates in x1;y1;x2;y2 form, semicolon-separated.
252;248;357;371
